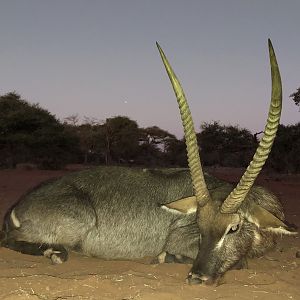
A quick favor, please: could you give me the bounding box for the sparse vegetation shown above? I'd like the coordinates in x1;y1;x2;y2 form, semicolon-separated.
290;86;300;108
0;92;80;169
0;92;299;173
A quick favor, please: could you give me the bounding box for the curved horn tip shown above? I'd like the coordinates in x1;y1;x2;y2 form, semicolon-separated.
156;42;162;52
219;39;282;214
268;38;272;47
268;39;276;57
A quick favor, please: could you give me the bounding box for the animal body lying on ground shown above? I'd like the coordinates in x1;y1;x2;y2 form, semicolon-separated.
0;40;296;285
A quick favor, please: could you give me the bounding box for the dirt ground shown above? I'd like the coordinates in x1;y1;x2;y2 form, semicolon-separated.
0;167;299;300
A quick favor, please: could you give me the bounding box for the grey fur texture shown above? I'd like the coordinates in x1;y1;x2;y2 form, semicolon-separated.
1;166;295;283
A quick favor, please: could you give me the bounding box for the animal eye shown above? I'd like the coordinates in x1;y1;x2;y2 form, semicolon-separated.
227;224;239;234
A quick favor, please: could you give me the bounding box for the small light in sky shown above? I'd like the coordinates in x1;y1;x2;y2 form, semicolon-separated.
124;100;128;104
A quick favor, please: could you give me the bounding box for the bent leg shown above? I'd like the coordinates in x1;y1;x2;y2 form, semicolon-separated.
152;251;194;264
4;238;68;264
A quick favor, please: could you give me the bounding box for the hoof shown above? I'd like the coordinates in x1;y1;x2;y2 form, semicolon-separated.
186;272;203;285
43;247;68;264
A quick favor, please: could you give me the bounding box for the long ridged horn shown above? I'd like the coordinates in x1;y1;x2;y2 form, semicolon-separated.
156;42;211;206
221;39;282;214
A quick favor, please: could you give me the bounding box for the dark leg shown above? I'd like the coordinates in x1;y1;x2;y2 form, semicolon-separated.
0;230;6;245
231;257;248;270
4;238;68;264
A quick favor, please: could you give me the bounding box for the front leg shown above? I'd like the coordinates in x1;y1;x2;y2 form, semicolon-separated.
231;257;248;270
152;251;194;264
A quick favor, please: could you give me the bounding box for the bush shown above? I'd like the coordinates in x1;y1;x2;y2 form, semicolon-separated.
0;92;80;169
268;123;300;173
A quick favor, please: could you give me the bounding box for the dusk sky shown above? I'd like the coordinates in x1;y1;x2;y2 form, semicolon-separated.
0;1;299;138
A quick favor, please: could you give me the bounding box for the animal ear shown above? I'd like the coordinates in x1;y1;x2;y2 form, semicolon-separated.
248;204;297;235
161;196;197;214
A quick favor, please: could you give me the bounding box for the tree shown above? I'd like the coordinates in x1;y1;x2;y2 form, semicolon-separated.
140;126;176;150
197;121;257;167
290;87;300;108
137;126;178;166
64;116;106;164
0;92;80;169
267;123;300;173
63;114;80;126
105;116;140;163
164;137;187;167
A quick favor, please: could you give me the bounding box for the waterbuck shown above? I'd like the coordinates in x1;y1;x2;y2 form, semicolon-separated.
0;40;296;285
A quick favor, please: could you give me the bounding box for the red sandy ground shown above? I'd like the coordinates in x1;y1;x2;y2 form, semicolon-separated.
0;167;299;300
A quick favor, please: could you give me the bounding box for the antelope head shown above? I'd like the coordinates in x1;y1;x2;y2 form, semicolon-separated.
157;40;296;284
